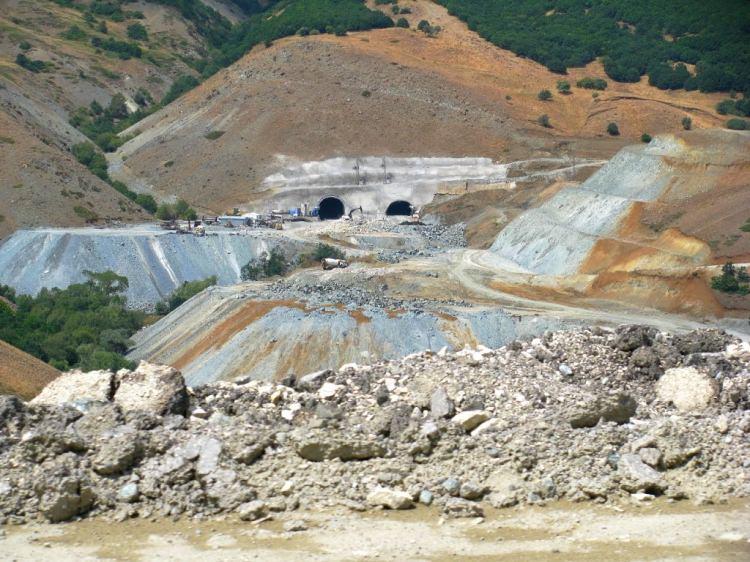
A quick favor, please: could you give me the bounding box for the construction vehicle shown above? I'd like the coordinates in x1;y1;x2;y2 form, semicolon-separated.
322;258;349;270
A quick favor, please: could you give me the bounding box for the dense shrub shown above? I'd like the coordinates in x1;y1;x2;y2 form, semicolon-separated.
681;116;692;130
641;133;652;143
607;122;620;136
711;262;749;295
538;114;551;128
72;142;109;180
91;36;142;59
15;53;47;72
218;0;393;70
0;272;145;371
61;25;87;41
537;89;552;101
576;77;607;90
156;200;197;221
241;248;289;281
154;276;217;315
126;23;148;41
556;80;571;94
726;118;749;130
162;74;201;104
716;98;750;117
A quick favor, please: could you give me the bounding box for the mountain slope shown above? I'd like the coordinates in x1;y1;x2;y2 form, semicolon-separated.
0;0;245;236
113;0;728;214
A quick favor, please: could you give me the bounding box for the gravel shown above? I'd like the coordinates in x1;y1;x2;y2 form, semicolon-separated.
1;326;748;524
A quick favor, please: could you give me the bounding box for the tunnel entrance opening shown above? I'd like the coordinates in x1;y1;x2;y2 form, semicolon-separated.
318;197;345;220
385;200;413;216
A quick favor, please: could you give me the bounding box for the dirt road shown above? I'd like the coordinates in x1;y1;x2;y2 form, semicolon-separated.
3;500;748;561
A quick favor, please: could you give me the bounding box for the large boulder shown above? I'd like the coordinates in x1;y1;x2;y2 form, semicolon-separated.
614;325;656;352
30;369;114;407
568;393;637;428
617;453;666;494
294;430;385;462
92;435;140;475
656;367;718;413
114;362;188;416
430;387;455;419
37;476;95;522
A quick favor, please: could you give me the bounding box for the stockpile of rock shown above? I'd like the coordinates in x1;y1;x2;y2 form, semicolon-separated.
1;326;748;524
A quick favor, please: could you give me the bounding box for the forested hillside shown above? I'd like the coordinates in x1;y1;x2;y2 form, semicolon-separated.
436;0;750;93
214;0;393;71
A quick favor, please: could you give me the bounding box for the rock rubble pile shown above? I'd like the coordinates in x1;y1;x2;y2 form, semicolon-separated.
1;326;748;524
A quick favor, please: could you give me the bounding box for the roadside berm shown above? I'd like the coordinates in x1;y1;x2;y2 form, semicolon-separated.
1;326;748;524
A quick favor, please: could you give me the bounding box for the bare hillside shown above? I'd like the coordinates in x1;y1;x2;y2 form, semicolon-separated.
0;110;145;239
0;339;59;400
0;0;241;235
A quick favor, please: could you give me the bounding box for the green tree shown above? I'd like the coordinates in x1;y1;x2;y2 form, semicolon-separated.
556;80;571;94
396;17;409;28
641;133;652;143
681;116;692;130
538;89;552;101
607;122;620;136
538;114;551;128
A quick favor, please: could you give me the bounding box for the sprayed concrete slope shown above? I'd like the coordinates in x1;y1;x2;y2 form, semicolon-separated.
0;225;313;308
128;284;575;385
489;134;730;275
260;156;511;213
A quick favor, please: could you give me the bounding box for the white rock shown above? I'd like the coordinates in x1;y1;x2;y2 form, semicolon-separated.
297;370;329;391
191;407;209;419
452;410;489;432
31;369;113;406
318;382;343;399
655;367;718;412
725;341;750;360
471;418;499;437
115;362;188;415
366;488;413;510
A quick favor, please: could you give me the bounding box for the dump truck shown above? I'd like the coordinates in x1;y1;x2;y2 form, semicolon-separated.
322;258;349;270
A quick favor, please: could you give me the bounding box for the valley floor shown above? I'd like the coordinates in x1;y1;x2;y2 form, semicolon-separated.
3;500;749;561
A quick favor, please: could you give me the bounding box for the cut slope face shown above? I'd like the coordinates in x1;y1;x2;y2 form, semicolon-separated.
0;340;59;400
128;284;575;385
491;131;750;277
0;226;313;308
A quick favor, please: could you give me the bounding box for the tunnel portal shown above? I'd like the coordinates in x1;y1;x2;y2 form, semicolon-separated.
318;197;345;220
385;200;413;216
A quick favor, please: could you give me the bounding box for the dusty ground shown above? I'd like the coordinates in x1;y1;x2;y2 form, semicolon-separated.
3;501;749;561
